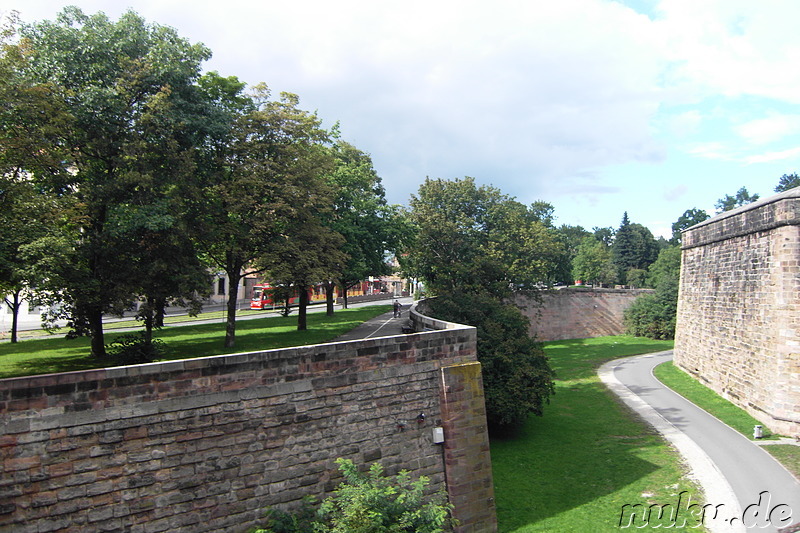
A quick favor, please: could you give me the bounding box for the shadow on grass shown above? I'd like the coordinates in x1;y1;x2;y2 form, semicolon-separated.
491;381;669;531
491;336;685;532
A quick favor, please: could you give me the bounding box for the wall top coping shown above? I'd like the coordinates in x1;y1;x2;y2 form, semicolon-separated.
0;322;475;392
410;299;478;332
682;187;800;249
686;187;800;231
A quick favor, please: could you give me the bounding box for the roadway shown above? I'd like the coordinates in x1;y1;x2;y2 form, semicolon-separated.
600;351;800;533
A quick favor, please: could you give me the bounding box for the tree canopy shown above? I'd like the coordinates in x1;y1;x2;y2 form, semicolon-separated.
611;212;659;284
775;173;800;193
406;177;557;429
1;8;400;354
715;186;759;213
14;7;212;356
671;208;709;245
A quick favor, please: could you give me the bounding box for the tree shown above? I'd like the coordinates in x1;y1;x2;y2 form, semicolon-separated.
611;213;635;284
611;213;659;284
197;86;334;347
572;237;616;286
528;200;556;227
592;226;615;247
775;173;800;193
259;214;346;331
324;141;402;312
624;245;681;339
551;224;592;285
671;208;709;245
0;179;61;342
715;187;759;213
408;177;560;297
16;8;211;356
629;223;660;268
407;177;556;429
0;15;74;342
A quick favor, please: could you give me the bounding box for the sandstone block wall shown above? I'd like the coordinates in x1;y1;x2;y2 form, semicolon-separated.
0;314;496;532
674;189;800;436
513;288;653;342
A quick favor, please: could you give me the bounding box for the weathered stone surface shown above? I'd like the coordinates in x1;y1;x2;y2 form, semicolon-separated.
675;188;800;436
513;288;652;342
0;315;496;532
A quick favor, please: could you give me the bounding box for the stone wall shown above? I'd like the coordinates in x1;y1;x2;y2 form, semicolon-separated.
674;188;800;436
513;288;653;342
0;310;496;532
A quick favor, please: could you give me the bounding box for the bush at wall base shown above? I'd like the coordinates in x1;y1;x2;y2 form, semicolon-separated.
253;458;457;533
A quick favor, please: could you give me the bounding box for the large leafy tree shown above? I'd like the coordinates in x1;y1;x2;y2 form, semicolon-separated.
0;15;73;342
572;237;616;286
15;8;211;356
407;177;557;429
197;85;334;347
671;208;710;245
324;140;402;311
409;177;559;297
551;224;592;285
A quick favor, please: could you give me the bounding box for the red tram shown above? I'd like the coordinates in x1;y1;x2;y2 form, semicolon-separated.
250;283;334;310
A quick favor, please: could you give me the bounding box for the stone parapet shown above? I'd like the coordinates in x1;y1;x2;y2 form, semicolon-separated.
682;188;800;249
0;312;496;532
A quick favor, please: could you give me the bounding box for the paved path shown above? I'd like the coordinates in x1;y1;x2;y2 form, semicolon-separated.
600;351;800;533
332;297;414;341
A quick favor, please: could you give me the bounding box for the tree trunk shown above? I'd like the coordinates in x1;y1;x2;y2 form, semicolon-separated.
154;297;166;328
224;283;238;348
325;281;335;316
224;256;243;349
340;281;349;309
88;306;106;358
6;290;21;343
143;308;154;345
297;285;309;331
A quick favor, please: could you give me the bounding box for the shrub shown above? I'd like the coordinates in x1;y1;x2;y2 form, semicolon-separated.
104;332;165;364
623;281;677;340
428;293;555;430
254;458;456;533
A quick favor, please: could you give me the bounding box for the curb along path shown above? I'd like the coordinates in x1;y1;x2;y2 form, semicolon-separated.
600;351;800;533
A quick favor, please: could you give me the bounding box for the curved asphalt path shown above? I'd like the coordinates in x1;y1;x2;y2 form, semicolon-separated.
600;351;800;533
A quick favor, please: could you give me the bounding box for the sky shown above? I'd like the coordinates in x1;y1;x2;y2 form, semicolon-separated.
4;0;800;238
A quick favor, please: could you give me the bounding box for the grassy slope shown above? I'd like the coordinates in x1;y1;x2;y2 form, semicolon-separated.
0;305;391;379
491;336;707;532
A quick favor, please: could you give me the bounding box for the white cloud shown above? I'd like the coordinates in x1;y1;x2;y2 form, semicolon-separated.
686;142;734;161
653;0;800;102
735;115;800;145
8;0;800;233
743;147;800;165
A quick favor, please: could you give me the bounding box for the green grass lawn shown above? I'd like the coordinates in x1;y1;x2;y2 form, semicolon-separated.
654;361;800;479
0;305;391;379
491;336;708;532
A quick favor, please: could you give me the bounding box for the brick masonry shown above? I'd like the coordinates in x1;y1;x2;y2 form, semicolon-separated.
0;307;497;532
513;288;653;342
674;188;800;436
